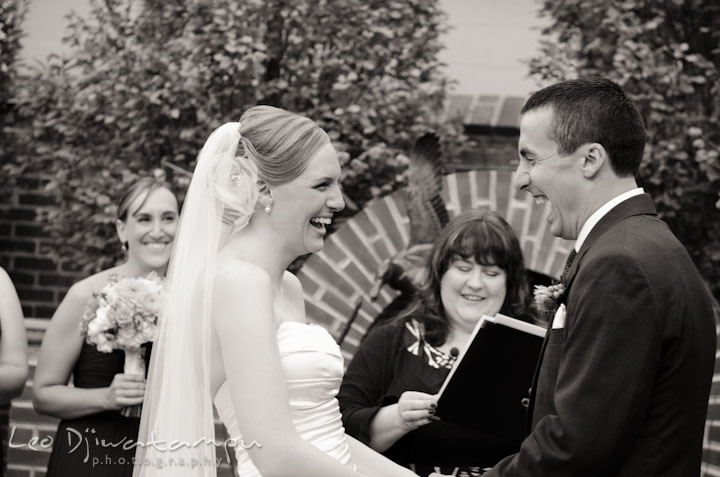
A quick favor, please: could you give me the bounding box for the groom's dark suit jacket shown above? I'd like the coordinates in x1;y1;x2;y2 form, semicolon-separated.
486;194;716;476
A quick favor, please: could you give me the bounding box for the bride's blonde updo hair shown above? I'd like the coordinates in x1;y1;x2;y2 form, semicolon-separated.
239;105;330;186
208;105;330;228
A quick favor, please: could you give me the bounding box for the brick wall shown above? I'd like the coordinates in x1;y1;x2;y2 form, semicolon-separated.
297;170;574;361
702;321;720;476
0;173;84;320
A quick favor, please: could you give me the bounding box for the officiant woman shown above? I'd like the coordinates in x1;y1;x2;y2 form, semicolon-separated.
338;209;536;477
33;174;179;477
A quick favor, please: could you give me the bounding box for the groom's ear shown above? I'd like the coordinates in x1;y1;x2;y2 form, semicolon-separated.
580;143;607;179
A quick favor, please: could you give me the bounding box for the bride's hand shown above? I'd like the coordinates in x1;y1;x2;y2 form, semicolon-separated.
104;373;146;410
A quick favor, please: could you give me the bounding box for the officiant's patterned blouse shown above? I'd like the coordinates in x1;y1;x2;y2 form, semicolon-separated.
339;210;536;477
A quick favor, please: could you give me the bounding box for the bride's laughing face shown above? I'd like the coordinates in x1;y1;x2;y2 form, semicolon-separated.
269;142;345;256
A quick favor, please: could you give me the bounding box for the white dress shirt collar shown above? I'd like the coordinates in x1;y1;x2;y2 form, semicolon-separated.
574;188;645;252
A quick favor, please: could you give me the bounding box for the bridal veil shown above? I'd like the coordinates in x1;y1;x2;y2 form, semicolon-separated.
134;122;258;477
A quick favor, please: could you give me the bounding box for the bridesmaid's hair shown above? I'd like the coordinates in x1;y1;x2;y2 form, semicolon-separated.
117;171;177;222
238;106;330;186
397;209;531;347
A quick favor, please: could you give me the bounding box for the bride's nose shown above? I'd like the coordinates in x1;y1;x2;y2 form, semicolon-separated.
327;186;345;212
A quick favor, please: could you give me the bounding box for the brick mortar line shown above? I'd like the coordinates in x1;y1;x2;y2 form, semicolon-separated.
490;96;507;128
306;292;355;335
302;265;385;316
467;170;480;209
360;203;401;259
380;195;408;250
345;220;383;265
327;234;377;284
315;252;365;302
530;202;552;270
445;174;460;219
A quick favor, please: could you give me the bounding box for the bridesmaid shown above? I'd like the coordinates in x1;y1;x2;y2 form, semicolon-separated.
0;266;29;474
33;174;179;477
0;267;28;402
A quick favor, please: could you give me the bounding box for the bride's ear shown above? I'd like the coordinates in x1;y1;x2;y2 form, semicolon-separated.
256;179;273;212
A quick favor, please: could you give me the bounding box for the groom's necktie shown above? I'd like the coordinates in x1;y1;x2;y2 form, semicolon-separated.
561;249;577;285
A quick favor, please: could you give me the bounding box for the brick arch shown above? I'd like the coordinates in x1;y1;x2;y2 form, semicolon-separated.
296;169;574;361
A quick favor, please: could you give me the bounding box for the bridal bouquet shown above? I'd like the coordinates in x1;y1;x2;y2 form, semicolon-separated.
81;272;165;417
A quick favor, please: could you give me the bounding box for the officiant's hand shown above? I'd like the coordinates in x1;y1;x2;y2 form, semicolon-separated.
396;391;437;432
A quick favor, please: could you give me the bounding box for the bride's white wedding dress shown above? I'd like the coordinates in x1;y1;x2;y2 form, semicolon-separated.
214;321;356;476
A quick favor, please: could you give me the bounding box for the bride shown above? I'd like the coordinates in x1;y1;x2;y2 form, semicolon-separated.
134;106;420;476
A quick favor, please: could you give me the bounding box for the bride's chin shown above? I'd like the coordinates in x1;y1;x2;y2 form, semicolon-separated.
303;241;324;255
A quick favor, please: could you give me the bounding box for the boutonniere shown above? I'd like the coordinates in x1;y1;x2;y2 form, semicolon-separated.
533;283;566;318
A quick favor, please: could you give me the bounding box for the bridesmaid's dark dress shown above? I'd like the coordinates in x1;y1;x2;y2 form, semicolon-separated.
46;342;151;477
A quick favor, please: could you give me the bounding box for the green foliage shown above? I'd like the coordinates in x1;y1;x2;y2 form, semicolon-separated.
0;0;26;110
529;0;720;300
13;0;464;273
0;0;28;192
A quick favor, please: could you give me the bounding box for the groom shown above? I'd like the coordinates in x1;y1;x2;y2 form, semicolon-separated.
484;77;716;476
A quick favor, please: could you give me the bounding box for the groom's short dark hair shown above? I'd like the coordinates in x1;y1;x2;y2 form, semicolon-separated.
522;77;646;177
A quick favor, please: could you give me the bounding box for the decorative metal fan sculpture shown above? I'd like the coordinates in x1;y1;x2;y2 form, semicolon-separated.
339;132;449;343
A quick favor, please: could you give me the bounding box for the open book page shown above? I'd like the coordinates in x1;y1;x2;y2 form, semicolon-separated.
491;313;546;338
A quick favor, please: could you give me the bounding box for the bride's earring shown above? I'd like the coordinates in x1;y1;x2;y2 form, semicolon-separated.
257;180;273;215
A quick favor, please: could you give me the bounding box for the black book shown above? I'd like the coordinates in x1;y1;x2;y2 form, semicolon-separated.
435;313;546;443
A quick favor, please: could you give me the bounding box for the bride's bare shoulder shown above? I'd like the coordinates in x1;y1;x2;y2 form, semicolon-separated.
215;259;272;290
212;260;274;328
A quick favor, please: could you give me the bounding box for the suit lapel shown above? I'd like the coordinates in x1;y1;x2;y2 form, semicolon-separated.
563;194;656;292
525;194;657;433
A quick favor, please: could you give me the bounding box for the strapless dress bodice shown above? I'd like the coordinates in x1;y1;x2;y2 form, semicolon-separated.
214;322;355;476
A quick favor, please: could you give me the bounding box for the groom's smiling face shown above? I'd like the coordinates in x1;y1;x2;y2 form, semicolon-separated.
514;107;584;241
269;142;345;256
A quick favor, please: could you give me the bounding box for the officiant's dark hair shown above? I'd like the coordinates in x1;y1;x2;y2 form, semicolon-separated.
400;210;531;347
